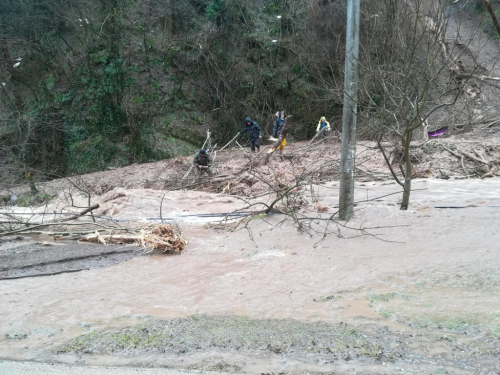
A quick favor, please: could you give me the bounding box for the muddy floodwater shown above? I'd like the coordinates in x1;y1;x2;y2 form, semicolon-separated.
1;179;500;374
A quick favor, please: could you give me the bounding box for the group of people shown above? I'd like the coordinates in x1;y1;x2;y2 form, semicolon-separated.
193;113;332;178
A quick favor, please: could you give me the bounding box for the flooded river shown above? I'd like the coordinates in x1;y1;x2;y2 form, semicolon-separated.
1;179;499;373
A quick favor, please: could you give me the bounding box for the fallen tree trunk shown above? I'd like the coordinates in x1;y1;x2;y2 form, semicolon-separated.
81;232;138;244
458;150;492;166
0;220;120;237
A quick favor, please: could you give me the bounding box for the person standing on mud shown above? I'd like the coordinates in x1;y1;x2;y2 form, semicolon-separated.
193;149;213;179
239;117;262;152
272;111;286;139
316;116;331;139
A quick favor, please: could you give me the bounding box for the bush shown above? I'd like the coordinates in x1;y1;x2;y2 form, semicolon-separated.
15;193;53;207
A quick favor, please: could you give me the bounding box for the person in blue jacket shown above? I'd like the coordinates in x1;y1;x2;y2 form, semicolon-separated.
273;111;286;138
316;116;331;139
240;117;262;152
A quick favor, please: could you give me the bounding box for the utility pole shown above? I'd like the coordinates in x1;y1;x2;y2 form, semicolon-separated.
339;0;360;221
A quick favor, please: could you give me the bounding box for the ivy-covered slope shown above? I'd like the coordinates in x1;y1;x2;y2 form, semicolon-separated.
1;0;499;180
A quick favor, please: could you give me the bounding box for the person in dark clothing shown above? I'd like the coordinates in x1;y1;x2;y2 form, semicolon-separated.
240;117;262;152
273;111;286;138
193;149;213;178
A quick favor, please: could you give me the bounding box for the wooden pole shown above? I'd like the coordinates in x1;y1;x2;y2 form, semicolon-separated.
219;132;241;152
338;0;360;221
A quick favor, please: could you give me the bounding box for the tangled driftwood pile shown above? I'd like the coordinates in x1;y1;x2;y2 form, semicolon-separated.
139;224;186;254
82;224;186;254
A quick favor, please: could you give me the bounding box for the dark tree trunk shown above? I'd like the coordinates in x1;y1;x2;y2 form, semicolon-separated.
482;0;500;39
400;129;413;210
401;177;411;210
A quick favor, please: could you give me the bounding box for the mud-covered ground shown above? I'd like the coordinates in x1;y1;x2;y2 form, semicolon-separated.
58;315;500;374
0;237;143;279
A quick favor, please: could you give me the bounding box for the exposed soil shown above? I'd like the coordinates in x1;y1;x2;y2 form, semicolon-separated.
0;237;143;279
24;137;500;199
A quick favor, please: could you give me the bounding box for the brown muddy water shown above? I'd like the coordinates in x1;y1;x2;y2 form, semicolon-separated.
0;179;500;374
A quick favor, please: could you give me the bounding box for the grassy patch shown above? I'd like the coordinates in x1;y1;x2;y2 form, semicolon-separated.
398;315;481;334
60;315;384;361
380;309;392;319
4;332;28;340
368;292;408;307
250;213;267;220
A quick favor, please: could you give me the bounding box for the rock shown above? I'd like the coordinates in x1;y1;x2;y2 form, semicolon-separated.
315;203;329;212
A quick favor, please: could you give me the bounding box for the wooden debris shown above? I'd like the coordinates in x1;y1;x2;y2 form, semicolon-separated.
60;204;100;222
459;150;491;166
81;224;187;254
139;224;187;254
481;165;497;179
443;145;498;178
81;232;138;245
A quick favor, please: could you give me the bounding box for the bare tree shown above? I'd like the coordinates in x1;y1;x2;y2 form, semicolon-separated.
357;0;500;209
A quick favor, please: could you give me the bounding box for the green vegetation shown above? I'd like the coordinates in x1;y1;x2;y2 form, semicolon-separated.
489;325;500;339
15;192;53;207
463;0;500;40
398;315;481;334
60;315;384;360
4;332;28;340
380;309;392;319
1;0;499;186
368;292;408;307
0;0;393;180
